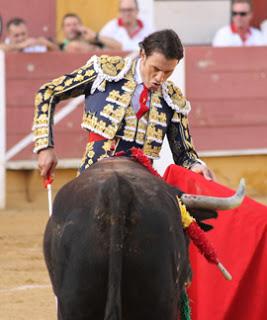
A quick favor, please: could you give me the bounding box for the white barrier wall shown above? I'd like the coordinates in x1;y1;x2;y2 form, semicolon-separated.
154;0;231;45
139;0;155;30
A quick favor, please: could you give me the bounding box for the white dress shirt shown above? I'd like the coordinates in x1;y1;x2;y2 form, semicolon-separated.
100;19;153;51
131;58;150;114
212;25;265;47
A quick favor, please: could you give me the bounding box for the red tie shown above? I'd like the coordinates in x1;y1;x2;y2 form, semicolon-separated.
136;85;149;119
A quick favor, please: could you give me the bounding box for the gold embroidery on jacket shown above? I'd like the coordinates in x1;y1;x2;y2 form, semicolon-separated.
82;113;118;139
142;142;161;159
102;140;113;152
122;80;136;93
136;115;149;145
171;112;181;123
106;90;132;107
100;104;125;124
166;81;186;108
80;142;95;169
99;55;125;76
150;92;162;108
118;105;137;141
146;124;164;143
149;106;167;127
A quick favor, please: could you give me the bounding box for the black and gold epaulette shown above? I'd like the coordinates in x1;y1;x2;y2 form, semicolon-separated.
98;55;126;77
162;80;191;115
88;55;133;80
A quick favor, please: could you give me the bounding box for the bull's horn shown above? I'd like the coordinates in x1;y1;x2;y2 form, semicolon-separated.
181;178;246;210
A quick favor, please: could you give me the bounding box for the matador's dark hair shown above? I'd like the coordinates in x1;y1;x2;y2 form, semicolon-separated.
139;29;184;61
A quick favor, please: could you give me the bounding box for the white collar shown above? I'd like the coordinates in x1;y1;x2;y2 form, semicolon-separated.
134;58;143;85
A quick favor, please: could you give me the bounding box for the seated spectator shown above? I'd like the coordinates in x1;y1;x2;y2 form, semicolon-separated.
212;0;265;47
1;17;58;52
60;13;121;52
260;19;267;45
64;40;99;53
100;0;153;51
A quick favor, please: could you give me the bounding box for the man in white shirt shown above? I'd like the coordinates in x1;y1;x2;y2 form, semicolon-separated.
212;0;265;47
1;17;58;52
100;0;153;52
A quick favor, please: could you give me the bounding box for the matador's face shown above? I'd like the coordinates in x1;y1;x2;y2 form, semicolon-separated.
140;51;179;91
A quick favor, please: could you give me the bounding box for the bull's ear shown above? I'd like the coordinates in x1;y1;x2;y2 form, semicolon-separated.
188;208;218;221
187;208;218;232
197;221;214;232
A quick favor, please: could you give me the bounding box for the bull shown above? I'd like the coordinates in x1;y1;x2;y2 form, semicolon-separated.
43;157;244;320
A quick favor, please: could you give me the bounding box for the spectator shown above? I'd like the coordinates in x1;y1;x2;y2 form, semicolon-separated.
260;19;267;44
100;0;153;51
1;17;58;52
64;40;99;53
60;13;121;52
212;0;265;47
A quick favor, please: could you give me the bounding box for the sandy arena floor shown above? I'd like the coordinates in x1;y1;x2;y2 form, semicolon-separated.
1;197;266;320
0;209;56;320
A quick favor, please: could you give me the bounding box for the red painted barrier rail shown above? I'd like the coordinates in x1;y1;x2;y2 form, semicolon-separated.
3;47;267;162
186;46;267;153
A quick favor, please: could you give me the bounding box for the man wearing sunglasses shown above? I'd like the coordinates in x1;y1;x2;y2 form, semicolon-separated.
212;0;264;46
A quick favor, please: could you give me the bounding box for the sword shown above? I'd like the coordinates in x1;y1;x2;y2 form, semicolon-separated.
44;174;54;216
43;173;57;310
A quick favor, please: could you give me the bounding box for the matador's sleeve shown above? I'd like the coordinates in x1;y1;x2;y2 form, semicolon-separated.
163;81;201;169
32;60;96;153
167;112;200;169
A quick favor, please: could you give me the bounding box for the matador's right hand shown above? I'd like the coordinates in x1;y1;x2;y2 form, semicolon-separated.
37;148;58;178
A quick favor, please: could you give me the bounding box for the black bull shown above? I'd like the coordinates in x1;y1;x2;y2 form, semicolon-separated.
43;158;198;320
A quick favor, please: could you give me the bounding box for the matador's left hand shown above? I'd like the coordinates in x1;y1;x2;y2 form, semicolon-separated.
190;162;216;181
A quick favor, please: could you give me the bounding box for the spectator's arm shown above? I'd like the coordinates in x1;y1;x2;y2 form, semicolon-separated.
36;37;59;51
81;26;122;50
0;42;10;51
0;41;27;52
0;38;44;52
96;33;122;50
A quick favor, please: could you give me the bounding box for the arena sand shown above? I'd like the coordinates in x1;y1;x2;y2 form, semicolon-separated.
0;209;56;320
